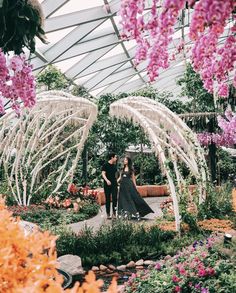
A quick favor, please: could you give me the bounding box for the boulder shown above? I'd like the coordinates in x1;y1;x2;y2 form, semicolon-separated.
126;261;136;268
99;264;107;271
135;259;144;266
136;265;144;270
57;255;84;276
108;264;116;271
91;266;99;271
144;260;153;266
117;265;126;271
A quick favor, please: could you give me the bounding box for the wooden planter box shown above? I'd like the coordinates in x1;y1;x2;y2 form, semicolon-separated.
95;185;170;205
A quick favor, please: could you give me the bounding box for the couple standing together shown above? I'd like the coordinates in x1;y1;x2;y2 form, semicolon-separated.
102;153;154;220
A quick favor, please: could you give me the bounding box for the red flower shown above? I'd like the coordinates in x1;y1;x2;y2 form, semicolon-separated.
174;286;182;292
68;183;79;195
62;199;72;208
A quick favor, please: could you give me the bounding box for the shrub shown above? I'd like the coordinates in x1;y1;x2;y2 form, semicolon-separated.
55;219;181;267
198;183;234;220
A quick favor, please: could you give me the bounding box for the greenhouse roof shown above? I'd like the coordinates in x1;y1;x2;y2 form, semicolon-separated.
32;0;232;98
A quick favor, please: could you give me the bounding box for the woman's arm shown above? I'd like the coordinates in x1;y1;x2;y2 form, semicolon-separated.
117;171;121;184
132;173;136;186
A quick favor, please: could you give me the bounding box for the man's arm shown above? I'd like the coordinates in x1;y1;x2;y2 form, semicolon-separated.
102;171;111;185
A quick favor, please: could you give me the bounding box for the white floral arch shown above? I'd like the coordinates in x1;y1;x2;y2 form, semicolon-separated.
0;91;97;206
0;92;208;231
110;96;208;231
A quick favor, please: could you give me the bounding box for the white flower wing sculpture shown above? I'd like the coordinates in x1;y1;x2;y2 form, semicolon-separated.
0;91;97;206
110;96;208;231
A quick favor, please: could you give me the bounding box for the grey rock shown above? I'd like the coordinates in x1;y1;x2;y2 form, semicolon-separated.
99;264;108;271
126;261;136;268
108;264;116;270
117;265;126;271
57;255;84;276
91;266;99;271
135;259;144;266
144;260;153;266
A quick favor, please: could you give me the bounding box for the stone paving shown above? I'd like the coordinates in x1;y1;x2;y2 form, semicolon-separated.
69;196;168;234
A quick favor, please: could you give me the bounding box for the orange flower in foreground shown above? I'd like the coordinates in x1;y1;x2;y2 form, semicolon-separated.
0;198;117;293
107;277;118;293
82;271;104;293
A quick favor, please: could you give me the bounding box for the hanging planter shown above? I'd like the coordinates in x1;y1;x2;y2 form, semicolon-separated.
0;0;47;54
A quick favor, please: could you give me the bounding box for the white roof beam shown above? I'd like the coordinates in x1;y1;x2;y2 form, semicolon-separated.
98;76;137;95
83;63;128;90
45;6;110;33
32;19;107;71
42;0;69;18
113;78;145;94
65;44;117;79
87;66;136;90
77;48;135;78
154;73;183;88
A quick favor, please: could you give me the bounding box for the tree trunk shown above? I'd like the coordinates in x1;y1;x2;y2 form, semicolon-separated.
82;144;88;186
208;118;217;182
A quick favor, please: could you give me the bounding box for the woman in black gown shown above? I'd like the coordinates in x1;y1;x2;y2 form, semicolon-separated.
118;157;154;218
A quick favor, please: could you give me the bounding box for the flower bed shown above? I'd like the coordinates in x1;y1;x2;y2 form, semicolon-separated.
8;184;100;227
123;236;236;293
198;219;234;233
156;219;234;233
9;202;99;228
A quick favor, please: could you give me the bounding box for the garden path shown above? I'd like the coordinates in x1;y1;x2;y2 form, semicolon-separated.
69;197;168;234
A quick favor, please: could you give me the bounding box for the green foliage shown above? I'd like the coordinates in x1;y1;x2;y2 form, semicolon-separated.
37;65;68;90
217;149;236;183
133;153;163;185
54;219;192;268
10;201;99;227
198;183;234;220
0;0;46;54
50;226;78;256
178;63;215;112
71;84;93;100
133;87;189;114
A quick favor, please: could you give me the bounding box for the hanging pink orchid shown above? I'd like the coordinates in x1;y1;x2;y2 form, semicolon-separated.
197;109;236;147
0;49;36;115
120;0;235;97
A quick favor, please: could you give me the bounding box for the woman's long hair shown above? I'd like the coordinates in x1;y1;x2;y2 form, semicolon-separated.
123;157;134;176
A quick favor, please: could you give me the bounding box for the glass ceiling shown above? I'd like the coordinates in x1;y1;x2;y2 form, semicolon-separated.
31;0;232;98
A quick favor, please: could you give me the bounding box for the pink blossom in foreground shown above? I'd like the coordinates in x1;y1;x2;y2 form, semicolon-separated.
120;0;235;97
0;50;36;115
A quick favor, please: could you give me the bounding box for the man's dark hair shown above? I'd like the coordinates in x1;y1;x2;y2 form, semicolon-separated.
108;153;116;160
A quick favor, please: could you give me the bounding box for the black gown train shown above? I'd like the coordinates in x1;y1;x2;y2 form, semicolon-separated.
118;171;154;217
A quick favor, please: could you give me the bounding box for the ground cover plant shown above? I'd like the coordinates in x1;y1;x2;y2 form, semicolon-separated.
123;235;236;293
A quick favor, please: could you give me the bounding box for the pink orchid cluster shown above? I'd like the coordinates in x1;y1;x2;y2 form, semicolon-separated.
0;49;36;115
120;0;235;96
120;0;185;81
197;109;236;147
190;0;235;97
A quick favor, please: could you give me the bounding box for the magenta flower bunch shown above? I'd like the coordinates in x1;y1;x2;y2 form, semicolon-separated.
197;109;236;147
0;49;36;115
190;0;235;97
120;0;235;97
124;236;234;293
